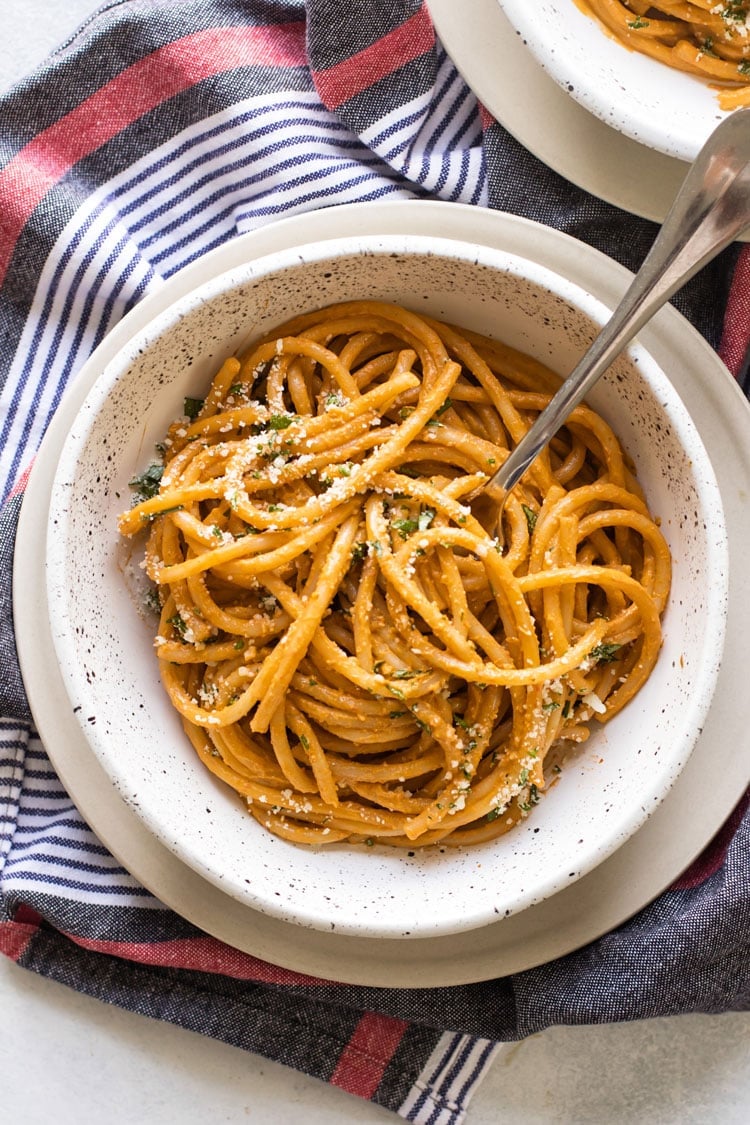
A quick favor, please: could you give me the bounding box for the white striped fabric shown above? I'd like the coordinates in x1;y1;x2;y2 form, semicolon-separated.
400;1031;501;1124
0;50;486;502
1;728;160;908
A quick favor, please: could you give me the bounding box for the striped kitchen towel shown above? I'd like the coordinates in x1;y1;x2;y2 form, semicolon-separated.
1;3;748;1123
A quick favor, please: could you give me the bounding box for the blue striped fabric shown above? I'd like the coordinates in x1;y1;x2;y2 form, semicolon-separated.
1;3;748;1123
0;47;485;503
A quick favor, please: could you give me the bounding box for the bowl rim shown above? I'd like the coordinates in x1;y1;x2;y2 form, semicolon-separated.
45;231;729;938
497;0;731;163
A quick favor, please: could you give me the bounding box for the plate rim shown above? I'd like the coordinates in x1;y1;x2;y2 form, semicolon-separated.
14;199;750;986
428;0;750;240
496;0;726;163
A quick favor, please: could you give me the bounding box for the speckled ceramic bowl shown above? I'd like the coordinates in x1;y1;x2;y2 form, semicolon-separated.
498;0;731;163
46;233;728;938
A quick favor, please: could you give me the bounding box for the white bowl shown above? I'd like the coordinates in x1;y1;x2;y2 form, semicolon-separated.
46;232;728;938
498;0;731;162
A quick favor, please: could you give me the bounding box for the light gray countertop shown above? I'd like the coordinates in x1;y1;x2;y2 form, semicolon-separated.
2;2;748;1122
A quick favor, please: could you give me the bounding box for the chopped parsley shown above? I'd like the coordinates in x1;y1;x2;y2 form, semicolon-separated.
183;396;204;420
627;17;649;29
143;588;161;615
486;807;502;823
129;463;163;500
590;641;622;664
268;414;296;430
139;504;183;522
166;613;188;639
392;518;419;538
521;504;537;533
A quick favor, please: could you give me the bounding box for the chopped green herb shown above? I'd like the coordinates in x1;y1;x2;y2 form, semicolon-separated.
183;397;204;420
364;837;375;846
166;613;187;639
518;768;529;786
143;588;161;614
211;525;223;538
562;700;572;719
590;641;622;664
418;507;435;530
392;668;421;679
268;413;295;430
528;783;540;806
389;710;407;719
129;463;163;500
542;700;560;712
229;383;243;395
139;504;183;522
521;504;537;533
486;807;502;822
627;17;649;29
234;639;245;650
392;518;419;539
299;734;310;751
350;541;368;562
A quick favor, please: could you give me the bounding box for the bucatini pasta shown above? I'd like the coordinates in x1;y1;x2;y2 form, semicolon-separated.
118;301;671;848
578;1;750;109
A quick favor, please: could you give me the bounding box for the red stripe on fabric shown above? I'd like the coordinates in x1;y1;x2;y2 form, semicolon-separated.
0;916;41;962
7;460;33;499
670;789;749;890
59;930;330;985
330;1012;409;1098
312;4;434;110
0;21;306;289
718;244;750;377
478;103;497;130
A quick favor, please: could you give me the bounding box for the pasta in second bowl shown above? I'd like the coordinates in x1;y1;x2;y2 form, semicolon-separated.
498;0;737;162
46;233;727;938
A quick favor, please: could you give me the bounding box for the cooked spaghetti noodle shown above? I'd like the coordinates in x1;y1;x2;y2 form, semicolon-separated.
578;1;750;109
118;301;671;848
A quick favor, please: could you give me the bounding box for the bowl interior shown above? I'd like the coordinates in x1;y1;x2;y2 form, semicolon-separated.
45;234;728;938
498;0;729;162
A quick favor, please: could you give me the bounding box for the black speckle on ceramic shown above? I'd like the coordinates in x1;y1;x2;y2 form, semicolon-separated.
45;235;728;939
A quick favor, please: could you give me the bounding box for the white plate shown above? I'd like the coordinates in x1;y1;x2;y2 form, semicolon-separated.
15;200;750;986
428;0;750;237
497;0;728;163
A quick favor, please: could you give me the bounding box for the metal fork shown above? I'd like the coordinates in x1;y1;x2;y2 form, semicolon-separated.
474;107;750;529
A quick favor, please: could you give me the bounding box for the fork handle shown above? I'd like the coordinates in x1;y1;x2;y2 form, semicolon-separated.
488;107;750;499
